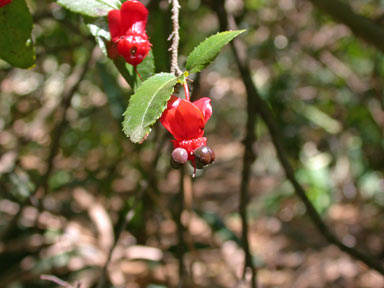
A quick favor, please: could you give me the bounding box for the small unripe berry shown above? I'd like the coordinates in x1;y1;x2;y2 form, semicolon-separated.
194;146;215;169
170;148;188;169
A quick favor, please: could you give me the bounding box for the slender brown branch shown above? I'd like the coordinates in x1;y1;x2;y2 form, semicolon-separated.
210;2;258;287
168;0;182;76
214;0;384;276
239;114;258;288
239;102;258;287
307;0;384;52
251;81;384;275
176;167;186;287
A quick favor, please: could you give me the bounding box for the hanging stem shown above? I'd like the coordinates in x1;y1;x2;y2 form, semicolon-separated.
168;1;188;285
134;65;142;80
168;0;182;76
183;81;190;102
176;167;186;286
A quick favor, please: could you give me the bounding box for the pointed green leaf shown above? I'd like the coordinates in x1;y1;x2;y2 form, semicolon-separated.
122;73;179;143
113;50;155;90
185;30;246;74
0;0;35;68
56;0;120;17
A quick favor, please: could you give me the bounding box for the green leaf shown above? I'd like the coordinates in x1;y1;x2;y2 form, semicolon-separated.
0;0;35;68
185;30;246;74
56;0;120;17
86;17;111;56
122;73;179;143
113;50;155;91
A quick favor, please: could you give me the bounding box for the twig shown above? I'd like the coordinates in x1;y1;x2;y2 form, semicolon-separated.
214;1;384;276
238;90;258;288
251;78;384;275
168;0;183;76
176;167;186;287
211;2;258;286
40;275;80;288
97;189;144;288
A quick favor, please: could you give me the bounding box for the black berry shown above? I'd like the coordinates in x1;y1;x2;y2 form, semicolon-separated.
194;146;215;169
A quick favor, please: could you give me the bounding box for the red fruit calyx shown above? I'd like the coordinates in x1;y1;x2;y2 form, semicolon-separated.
172;137;207;161
117;33;151;66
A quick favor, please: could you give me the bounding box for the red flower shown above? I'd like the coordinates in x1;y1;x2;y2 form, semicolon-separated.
0;0;11;8
108;0;151;66
160;95;212;160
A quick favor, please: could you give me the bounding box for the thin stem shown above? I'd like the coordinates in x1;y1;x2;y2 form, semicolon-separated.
253;83;384;275
211;2;258;286
168;0;182;76
134;66;143;80
239;116;258;288
176;167;186;286
183;82;190;102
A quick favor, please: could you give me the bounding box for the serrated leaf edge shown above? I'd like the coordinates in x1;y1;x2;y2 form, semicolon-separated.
123;73;178;143
137;73;176;134
185;30;246;73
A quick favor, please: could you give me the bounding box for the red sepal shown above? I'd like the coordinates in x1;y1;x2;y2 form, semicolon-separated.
193;97;212;125
120;0;148;35
107;9;122;42
160;96;207;141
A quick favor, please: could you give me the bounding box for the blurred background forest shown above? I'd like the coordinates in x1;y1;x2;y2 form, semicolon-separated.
1;0;384;287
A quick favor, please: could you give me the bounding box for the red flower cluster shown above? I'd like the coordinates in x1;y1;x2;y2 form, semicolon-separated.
0;0;11;8
108;0;151;66
160;95;213;169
